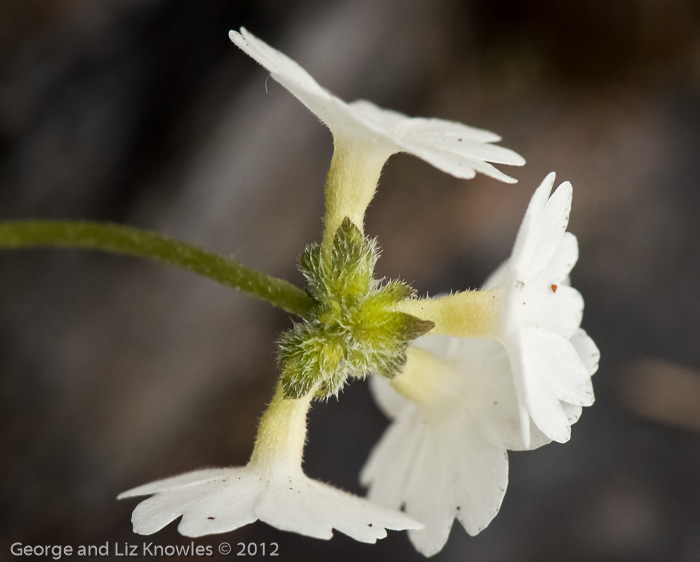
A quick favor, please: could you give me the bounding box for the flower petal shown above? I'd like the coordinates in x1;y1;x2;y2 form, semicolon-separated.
124;469;264;537
399;114;505;144
517;368;571;443
308;479;422;543
230;29;326;97
521;327;595;407
229;29;339;129
511;175;572;280
571;328;601;376
539;231;579;283
229;29;524;184
255;476;335;540
562;402;584;426
403;421;457;556
118;468;232;499
519;283;584;340
407;143;518;183
482;259;508;290
402;420;508;555
514;327;594;442
362;406;424;509
176;471;263;537
349;100;506;145
420;134;526;166
452;432;508;536
257;474;420;543
129;492;189;536
368;374;410;420
122;460;417;543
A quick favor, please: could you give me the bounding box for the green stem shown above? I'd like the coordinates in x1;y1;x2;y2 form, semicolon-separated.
0;221;314;317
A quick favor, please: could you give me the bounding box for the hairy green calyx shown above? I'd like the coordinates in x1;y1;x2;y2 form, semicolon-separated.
278;219;434;399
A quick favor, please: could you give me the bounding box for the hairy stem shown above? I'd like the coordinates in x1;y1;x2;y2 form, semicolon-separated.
0;221;314;317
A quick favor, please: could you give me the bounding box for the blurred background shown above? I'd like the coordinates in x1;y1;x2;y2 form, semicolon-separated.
2;0;700;560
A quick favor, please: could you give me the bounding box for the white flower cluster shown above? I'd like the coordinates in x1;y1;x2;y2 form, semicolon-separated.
119;28;598;558
363;173;599;555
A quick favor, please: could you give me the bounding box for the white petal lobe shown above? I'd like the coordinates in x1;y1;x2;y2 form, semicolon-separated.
120;464;419;543
228;28;524;183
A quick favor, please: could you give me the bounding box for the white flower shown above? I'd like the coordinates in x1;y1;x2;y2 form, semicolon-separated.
118;462;419;543
228;28;525;242
485;173;600;445
119;387;420;543
395;173;599;446
361;337;566;556
364;174;599;555
228;28;524;182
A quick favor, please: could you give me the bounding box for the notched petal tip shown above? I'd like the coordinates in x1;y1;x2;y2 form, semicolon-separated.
535;172;557;200
228;28;251;50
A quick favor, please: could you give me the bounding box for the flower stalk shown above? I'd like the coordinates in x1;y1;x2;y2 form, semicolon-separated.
0;221;314;317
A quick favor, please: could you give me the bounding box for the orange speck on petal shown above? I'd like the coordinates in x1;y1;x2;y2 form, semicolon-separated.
551;284;558;293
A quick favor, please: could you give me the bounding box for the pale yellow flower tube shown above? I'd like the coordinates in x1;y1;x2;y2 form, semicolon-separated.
394;290;501;340
322;137;393;246
248;385;313;468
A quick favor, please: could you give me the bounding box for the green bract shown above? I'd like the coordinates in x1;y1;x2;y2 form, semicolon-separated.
278;219;434;399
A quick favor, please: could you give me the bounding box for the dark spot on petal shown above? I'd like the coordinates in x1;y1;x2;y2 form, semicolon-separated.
208;516;215;520
551;284;558;293
458;138;463;142
368;523;373;527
